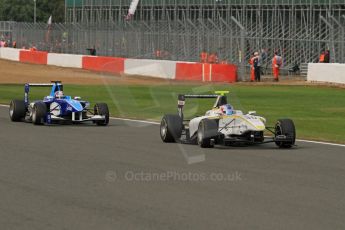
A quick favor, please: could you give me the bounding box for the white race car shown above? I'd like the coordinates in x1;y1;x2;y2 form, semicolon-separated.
160;91;296;148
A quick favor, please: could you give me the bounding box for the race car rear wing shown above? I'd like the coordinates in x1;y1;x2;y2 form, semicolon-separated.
24;81;63;105
177;91;229;119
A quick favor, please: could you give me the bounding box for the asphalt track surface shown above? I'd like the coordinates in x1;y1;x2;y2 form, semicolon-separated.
0;107;344;230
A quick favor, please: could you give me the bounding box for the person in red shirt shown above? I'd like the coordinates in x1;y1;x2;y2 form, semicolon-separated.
319;51;325;63
208;52;219;64
272;52;282;81
253;52;261;82
155;49;162;59
200;50;208;63
249;52;256;82
324;50;330;63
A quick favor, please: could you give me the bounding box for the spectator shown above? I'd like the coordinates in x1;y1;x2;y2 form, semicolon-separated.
253;52;261;82
259;49;266;75
200;50;208;63
31;44;38;51
155;49;162;59
260;48;267;62
208;52;219;64
249;52;255;82
319;51;325;63
324;50;330;63
272;52;283;82
87;46;97;56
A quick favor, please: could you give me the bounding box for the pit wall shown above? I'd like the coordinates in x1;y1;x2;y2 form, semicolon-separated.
308;63;345;84
0;48;237;83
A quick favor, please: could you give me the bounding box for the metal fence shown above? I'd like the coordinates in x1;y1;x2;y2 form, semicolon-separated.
0;21;15;42
10;20;248;62
62;0;345;78
0;2;344;80
10;16;345;63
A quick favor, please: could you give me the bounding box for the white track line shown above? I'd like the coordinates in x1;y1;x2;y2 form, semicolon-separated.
295;139;345;147
109;117;160;125
1;104;344;147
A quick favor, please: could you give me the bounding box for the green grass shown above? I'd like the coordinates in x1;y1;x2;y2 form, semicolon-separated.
1;84;345;143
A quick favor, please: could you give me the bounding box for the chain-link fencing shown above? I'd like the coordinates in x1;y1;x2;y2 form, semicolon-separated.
1;7;345;80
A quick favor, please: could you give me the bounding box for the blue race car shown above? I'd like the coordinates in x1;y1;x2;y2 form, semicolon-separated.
9;81;109;126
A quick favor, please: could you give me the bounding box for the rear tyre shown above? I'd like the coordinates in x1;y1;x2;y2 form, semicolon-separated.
94;103;109;126
160;114;182;143
32;102;47;125
9;100;26;122
197;119;218;148
275;119;296;148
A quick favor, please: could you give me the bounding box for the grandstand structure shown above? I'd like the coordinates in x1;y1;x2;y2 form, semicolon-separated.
10;1;345;78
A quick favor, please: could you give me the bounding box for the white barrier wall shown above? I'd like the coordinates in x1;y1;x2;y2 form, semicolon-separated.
124;59;177;79
47;53;83;68
1;48;235;82
0;47;20;61
308;63;345;84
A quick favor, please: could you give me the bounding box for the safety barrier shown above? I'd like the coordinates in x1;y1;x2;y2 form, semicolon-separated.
0;47;21;61
82;56;125;74
308;63;345;84
176;63;237;82
1;48;238;83
125;59;176;79
210;64;237;83
48;53;83;68
19;50;48;65
175;63;203;81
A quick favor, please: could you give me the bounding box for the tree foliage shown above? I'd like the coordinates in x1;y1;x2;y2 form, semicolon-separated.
0;0;65;23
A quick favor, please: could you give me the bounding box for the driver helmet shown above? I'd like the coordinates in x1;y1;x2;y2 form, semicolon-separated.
55;90;64;99
220;104;234;115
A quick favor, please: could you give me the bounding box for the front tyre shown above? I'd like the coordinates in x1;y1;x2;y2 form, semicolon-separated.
94;103;109;126
160;114;182;142
9;100;26;122
275;119;296;148
197;119;218;148
32;102;47;125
